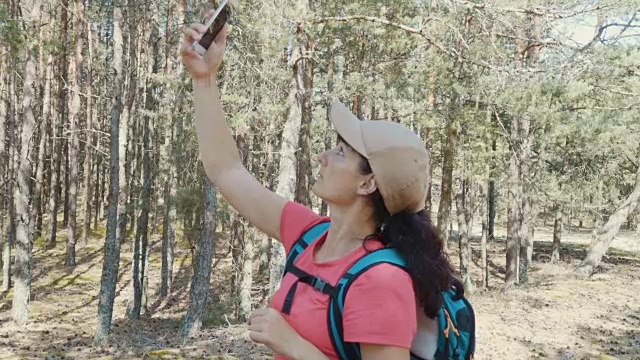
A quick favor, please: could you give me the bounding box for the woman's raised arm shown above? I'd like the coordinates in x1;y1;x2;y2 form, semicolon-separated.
181;15;287;241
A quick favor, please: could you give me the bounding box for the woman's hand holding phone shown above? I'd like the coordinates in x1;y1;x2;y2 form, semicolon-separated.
180;9;229;80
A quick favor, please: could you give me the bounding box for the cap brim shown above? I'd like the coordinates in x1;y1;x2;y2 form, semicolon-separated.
330;101;369;158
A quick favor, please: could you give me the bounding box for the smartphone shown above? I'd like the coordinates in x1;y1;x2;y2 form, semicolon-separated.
193;0;231;55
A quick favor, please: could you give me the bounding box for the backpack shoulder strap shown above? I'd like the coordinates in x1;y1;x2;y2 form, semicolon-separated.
283;221;330;276
328;247;408;360
279;221;331;315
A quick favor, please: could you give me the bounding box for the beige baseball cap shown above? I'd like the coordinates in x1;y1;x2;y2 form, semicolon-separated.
330;101;429;215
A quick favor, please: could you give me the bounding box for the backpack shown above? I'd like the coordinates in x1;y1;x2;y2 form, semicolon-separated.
280;221;476;360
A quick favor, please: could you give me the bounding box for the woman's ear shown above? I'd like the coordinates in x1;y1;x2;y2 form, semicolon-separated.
357;175;377;196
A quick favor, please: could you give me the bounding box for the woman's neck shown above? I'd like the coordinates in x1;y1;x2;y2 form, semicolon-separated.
315;201;377;263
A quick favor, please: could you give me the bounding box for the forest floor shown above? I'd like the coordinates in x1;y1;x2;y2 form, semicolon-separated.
0;221;638;360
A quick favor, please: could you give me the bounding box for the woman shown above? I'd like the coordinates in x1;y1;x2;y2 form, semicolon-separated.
180;12;461;360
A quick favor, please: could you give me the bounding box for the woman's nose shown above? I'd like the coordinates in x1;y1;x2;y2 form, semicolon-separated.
316;151;327;166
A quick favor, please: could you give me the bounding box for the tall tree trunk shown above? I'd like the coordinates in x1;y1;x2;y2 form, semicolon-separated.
480;182;488;289
505;116;521;286
455;158;473;294
577;159;640;276
94;4;124;343
239;227;254;322
506;23;527;285
93;99;103;230
82;0;95;244
116;80;132;245
268;65;303;297
551;205;562;262
518;116;532;285
319;47;334;216
66;0;84;266
423;126;433;217
182;175;217;337
160;121;177;297
0;54;6;245
2;72;15;292
128;25;157;319
47;0;69;246
34;53;52;239
160;0;185;298
294;25;313;208
527;203;537;264
488;139;497;242
117;14;136;246
32;11;49;239
437;118;457;247
12;0;43;325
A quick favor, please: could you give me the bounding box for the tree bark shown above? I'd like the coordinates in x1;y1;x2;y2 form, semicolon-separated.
577;159;640;276
437;118;457;247
294;24;313;208
456;172;473;294
0;53;6;243
488;139;497;242
117;14;136;246
505;116;521;286
527;202;537;264
423;126;433;217
82;0;95;244
47;0;69;246
319;47;334;217
116;90;131;246
239;226;254;322
480;182;488;289
159;0;185;298
128;24;156;318
95;3;124;343
182;175;217;337
34;52;52;240
12;0;43;325
33;12;50;239
2;71;16;292
518;116;532;285
269;64;303;297
66;0;84;266
551;205;562;262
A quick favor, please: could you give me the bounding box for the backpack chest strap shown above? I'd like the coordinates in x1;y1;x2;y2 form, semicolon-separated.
281;263;340;314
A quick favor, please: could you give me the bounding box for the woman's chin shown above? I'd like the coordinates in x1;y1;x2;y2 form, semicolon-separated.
310;184;322;199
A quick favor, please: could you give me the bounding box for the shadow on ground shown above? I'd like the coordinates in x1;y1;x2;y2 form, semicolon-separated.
532;240;640;269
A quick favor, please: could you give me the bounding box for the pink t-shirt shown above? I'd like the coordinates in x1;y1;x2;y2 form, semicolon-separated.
269;201;417;359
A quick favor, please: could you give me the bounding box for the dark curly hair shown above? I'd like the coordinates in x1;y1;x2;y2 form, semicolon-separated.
353;143;463;319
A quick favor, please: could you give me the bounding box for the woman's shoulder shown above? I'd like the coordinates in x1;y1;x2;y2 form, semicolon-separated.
341;260;417;346
280;201;331;252
346;260;415;299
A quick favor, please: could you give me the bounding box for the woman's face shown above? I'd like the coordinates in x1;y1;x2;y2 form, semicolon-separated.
311;139;376;207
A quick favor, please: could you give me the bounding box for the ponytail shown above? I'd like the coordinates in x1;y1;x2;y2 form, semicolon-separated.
359;158;462;319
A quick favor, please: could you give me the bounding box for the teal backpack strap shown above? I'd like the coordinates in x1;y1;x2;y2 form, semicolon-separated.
328;247;407;360
283;221;330;276
280;221;330;314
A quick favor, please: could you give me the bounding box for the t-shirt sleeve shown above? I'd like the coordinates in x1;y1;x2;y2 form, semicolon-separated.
279;201;328;254
342;264;417;349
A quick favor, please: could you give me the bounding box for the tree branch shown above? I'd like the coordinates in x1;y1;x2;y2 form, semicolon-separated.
304;16;501;71
305;16;455;57
564;103;640;111
458;1;616;20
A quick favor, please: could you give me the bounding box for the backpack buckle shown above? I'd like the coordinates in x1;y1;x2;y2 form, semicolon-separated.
312;278;328;292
